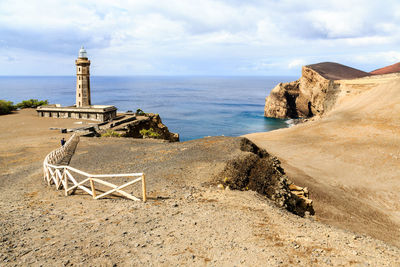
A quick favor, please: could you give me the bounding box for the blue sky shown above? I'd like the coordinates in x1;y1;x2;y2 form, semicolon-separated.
1;0;400;76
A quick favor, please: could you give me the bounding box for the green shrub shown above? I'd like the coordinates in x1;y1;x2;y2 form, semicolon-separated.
139;128;160;138
136;108;145;116
0;100;15;115
16;99;48;109
101;130;123;137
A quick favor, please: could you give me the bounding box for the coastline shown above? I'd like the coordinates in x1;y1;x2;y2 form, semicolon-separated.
0;75;293;141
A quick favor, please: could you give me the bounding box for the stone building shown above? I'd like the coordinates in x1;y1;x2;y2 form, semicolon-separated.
37;47;117;122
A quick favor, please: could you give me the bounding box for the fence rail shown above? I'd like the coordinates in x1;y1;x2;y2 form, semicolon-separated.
43;134;146;202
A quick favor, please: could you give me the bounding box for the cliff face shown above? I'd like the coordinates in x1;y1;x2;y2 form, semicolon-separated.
265;66;339;118
123;113;179;142
264;62;366;119
264;80;300;118
296;66;340;117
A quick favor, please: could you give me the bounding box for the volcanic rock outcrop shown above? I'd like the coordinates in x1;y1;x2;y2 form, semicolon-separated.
217;138;314;216
264;62;371;119
264;81;300;118
96;113;179;142
121;113;179;142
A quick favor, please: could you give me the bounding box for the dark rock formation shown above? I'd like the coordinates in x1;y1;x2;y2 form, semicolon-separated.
217;138;314;216
97;113;179;142
122;113;179;142
264;62;370;119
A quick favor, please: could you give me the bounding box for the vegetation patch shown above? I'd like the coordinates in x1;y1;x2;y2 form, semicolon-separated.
135;108;146;116
101;130;124;137
0;99;49;115
0;100;16;115
139;128;160;138
16;99;48;109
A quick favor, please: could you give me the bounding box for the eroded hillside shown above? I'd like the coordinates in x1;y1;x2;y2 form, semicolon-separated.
249;70;400;247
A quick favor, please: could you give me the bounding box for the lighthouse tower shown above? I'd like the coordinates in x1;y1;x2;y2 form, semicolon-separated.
37;46;117;122
75;46;91;107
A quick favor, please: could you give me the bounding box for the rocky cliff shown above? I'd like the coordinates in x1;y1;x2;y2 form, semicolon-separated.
122;113;179;142
95;113;179;142
264;62;371;119
264;80;300;118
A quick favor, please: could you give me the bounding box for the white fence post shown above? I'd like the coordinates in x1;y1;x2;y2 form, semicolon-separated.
142;173;147;202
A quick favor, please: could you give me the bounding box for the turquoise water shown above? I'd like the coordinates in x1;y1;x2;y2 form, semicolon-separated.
0;76;295;141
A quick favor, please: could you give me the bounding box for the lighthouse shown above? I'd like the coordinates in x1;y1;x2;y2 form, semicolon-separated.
37;46;117;122
75;46;91;107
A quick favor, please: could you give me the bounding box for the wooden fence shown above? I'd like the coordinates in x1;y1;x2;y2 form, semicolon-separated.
43;134;146;202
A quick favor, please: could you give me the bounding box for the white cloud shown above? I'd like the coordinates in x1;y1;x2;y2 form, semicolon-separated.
353;51;400;64
1;0;400;75
306;10;365;38
344;36;392;46
288;59;306;69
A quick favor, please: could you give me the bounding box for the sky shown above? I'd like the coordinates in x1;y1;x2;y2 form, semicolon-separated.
1;0;400;76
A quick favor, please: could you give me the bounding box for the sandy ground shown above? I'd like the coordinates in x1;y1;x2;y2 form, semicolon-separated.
1;109;400;266
0;109;94;187
246;75;400;247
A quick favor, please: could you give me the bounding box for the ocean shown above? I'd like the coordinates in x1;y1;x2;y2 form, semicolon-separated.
0;76;296;141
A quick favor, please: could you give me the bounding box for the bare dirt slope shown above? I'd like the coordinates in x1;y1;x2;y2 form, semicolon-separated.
1;109;399;265
0;109;94;188
246;75;400;247
307;62;371;80
370;62;400;75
